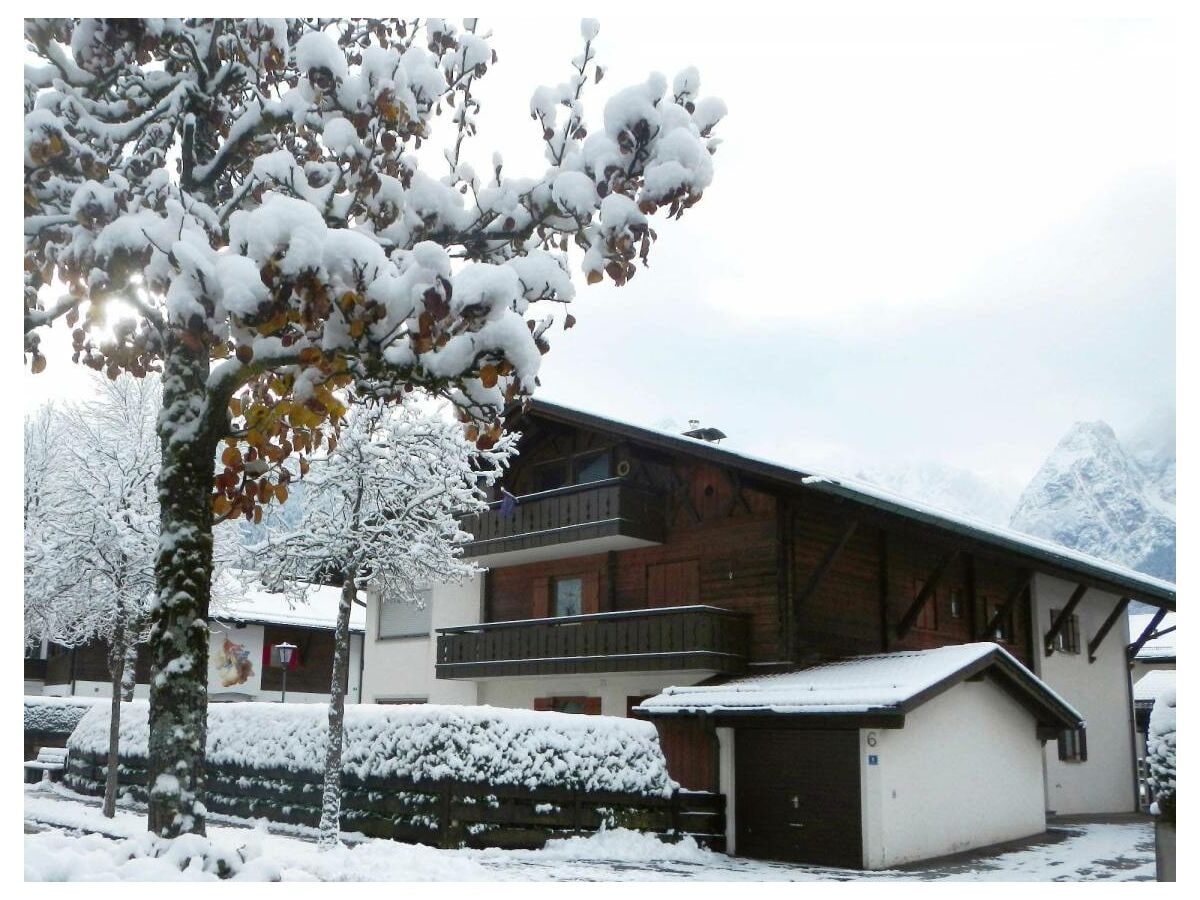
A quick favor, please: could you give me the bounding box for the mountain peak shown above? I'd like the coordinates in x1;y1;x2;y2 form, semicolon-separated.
1010;418;1175;583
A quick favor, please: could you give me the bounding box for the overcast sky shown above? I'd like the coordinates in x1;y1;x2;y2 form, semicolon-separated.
24;15;1176;501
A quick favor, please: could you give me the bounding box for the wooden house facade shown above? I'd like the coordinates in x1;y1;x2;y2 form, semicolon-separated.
360;400;1176;865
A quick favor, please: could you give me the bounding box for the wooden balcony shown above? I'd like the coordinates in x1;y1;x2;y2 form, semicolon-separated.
436;605;750;679
461;477;666;563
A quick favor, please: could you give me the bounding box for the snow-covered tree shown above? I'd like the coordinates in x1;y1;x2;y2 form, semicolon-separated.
25;376;159;818
249;398;515;847
1147;687;1176;824
24;375;240;818
24;17;724;836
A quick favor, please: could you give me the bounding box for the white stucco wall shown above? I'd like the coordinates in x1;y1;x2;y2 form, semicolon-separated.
860;679;1047;869
1029;574;1137;815
361;577;482;705
477;670;713;717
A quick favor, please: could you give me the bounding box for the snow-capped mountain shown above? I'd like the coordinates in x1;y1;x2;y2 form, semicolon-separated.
1009;419;1176;585
852;460;1018;525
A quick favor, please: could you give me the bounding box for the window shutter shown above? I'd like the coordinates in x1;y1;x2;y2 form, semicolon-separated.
531;578;550;619
583;697;602;715
377;589;433;638
533;698;551;712
582;572;601;614
1079;725;1088;762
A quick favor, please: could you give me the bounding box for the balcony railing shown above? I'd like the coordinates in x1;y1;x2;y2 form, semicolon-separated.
436;605;750;679
461;477;666;560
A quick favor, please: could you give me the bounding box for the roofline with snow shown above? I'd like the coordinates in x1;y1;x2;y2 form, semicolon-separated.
517;401;1176;610
634;645;1083;731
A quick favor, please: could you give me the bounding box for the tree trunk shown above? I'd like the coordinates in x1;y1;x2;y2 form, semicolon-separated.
121;638;138;702
102;611;128;819
317;574;356;849
147;336;220;838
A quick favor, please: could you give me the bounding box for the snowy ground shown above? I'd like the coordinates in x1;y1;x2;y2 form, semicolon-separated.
24;783;1154;882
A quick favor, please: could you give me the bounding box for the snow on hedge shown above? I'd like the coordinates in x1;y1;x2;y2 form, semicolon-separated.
1146;686;1176;821
69;701;675;797
24;695;108;734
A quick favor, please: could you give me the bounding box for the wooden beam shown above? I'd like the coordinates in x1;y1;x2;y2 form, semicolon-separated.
1044;583;1088;656
1086;597;1130;663
965;552;979;643
879;530;890;652
728;469;753;516
1127;608;1168;662
896;550;959;638
793;519;858;616
776;496;796;661
982;572;1032;639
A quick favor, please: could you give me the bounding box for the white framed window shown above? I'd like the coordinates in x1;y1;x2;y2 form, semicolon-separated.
378;588;433;639
553;577;583;617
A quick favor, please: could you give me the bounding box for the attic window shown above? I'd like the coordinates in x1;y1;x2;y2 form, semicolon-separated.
1051;608;1081;654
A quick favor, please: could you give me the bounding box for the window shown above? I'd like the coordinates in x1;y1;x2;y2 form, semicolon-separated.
553;577;583;617
949;588;964;619
1058;726;1088;762
573;450;612;484
375;696;427;705
913;579;938;631
1050;609;1081;654
990;601;1013;642
378;588;433;639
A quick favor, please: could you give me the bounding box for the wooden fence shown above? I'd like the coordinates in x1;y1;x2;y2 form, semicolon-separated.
64;751;725;851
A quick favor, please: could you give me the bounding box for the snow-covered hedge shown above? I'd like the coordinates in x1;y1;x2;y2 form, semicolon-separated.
69;701;675;797
1146;686;1176;824
24;695;108;735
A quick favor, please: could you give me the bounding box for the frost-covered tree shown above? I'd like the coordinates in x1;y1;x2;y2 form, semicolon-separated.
249;398;514;848
24;374;241;819
24;17;723;836
1147;687;1176;824
25;376;159;819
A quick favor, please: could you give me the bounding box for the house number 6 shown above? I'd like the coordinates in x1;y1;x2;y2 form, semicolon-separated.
866;732;878;747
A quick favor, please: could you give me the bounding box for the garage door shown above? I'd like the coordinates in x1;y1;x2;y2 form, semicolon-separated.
735;729;862;868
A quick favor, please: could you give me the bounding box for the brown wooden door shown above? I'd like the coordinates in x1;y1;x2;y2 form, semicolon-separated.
735;729;862;868
646;560;700;607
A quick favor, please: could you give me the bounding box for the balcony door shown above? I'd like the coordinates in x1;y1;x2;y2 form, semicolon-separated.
646;560;700;608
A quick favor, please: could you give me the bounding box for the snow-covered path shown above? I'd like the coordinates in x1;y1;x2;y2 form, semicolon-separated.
24;785;1154;881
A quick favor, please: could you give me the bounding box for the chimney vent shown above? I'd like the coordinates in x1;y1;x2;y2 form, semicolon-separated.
682;422;727;444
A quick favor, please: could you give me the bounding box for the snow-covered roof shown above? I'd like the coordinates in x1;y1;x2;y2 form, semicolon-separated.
635;642;1082;728
1134;669;1175;704
526;401;1176;607
212;576;366;633
1130;612;1176;661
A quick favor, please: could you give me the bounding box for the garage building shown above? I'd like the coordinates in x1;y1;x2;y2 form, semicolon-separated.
637;642;1083;869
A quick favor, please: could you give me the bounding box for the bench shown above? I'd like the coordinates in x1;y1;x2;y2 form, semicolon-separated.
24;747;68;784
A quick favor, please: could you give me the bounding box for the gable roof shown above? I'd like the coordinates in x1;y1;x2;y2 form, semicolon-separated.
634;642;1082;730
212;576;366;633
519;400;1176;610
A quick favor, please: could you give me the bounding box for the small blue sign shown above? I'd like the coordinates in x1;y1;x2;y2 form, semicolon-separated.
868;755;879;766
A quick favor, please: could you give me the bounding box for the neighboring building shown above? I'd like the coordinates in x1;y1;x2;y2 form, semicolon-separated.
33;582;365;704
1129;610;1176;685
360;400;1176;865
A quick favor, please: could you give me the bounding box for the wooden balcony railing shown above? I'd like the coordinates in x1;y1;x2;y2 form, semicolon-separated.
436;605;750;679
461;477;665;559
